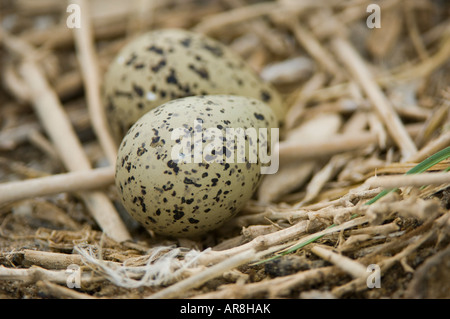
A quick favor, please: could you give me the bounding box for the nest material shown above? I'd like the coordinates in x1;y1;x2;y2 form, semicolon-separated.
0;0;449;299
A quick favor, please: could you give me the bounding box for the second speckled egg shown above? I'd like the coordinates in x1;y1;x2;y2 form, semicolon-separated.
115;95;277;237
103;29;284;142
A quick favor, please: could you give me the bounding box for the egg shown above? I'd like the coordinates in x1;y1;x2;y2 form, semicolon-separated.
115;95;277;237
103;28;284;142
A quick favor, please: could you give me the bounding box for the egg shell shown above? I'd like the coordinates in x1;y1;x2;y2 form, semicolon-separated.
103;28;284;142
115;95;277;237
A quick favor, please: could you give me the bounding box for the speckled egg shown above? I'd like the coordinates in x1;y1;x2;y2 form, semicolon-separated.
115;95;277;237
103;28;284;142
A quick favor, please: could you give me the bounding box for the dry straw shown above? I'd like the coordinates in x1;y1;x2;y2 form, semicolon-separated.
0;0;449;299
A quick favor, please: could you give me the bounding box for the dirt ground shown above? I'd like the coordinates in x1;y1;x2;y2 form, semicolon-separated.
0;0;449;299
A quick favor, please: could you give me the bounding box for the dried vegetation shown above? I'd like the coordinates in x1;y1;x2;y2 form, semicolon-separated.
0;0;449;299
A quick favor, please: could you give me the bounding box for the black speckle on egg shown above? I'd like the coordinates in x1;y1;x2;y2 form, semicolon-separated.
106;98;115;112
188;64;209;80
151;59;167;72
184;177;202;188
166;69;179;85
114;90;132;99
167;160;180;174
254;112;265;121
260;89;272;102
173;209;184;221
188;218;199;224
180;38;192;47
147;45;164;55
151;136;161;146
202;43;223;57
136;143;147;156
125;53;137;66
133;84;144;97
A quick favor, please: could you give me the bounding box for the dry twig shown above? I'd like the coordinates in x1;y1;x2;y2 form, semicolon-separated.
366;171;450;189
0;166;114;205
70;0;118;164
332;37;417;160
0;29;131;242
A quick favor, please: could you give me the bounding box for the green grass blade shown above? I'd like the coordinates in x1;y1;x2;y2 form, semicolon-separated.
405;147;450;174
365;146;450;205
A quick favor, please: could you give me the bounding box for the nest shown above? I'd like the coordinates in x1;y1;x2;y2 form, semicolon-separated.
0;0;449;299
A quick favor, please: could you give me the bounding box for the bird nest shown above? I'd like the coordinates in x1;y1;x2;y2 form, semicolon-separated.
0;0;449;299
